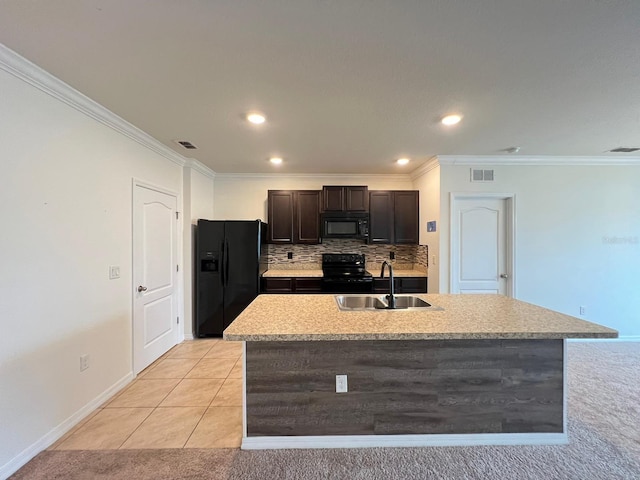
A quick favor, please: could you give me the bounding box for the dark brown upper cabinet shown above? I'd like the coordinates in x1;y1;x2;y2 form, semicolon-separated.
369;191;394;244
322;186;369;212
294;191;321;244
393;190;420;244
268;190;294;243
267;190;321;244
368;190;419;244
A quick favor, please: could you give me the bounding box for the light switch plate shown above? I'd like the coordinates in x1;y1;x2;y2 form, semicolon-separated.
109;266;120;279
80;354;90;371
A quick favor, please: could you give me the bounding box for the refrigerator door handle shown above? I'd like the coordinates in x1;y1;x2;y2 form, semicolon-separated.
220;241;226;286
225;240;230;285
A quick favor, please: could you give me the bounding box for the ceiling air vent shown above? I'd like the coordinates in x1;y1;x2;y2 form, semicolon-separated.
470;168;494;182
608;147;640;153
174;140;198;150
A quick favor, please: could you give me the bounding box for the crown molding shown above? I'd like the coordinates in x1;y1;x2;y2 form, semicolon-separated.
184;159;216;179
437;155;640;166
410;157;440;180
0;44;186;167
213;172;413;180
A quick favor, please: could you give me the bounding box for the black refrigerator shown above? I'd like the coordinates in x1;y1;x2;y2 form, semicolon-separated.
195;219;267;337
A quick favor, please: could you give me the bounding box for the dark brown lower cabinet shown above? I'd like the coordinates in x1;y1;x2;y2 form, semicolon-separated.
294;278;324;293
262;277;427;294
262;277;323;294
372;277;427;294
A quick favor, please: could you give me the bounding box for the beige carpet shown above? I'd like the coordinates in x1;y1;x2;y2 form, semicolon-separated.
10;342;640;480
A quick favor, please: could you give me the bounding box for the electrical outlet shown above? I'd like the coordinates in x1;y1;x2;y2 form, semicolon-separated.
80;354;90;371
389;251;395;260
287;252;293;259
335;374;348;393
109;265;120;279
579;306;586;316
432;255;436;266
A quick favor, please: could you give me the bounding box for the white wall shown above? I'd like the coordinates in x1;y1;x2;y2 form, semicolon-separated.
412;163;441;292
438;161;640;337
0;66;184;475
181;163;215;338
213;174;414;220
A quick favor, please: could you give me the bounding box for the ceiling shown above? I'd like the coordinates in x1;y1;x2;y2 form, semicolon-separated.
1;0;639;174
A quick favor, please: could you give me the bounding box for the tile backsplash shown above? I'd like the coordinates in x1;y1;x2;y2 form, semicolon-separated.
267;240;428;271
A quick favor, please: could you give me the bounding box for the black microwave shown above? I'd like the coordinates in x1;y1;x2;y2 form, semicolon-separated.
321;213;369;240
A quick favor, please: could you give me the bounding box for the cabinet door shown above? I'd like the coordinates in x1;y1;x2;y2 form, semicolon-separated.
294;191;321;244
373;277;427;293
368;191;394;244
262;278;294;293
345;186;369;212
397;277;427;293
322;186;344;211
267;191;294;243
294;278;323;293
372;277;390;293
394;191;419;244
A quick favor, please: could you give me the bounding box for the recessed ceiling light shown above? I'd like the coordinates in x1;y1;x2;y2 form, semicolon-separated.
396;158;410;165
269;157;283;165
441;114;462;126
246;112;266;124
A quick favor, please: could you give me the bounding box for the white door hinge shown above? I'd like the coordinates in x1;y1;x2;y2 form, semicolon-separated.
176;211;179;220
176;264;179;272
177;316;180;324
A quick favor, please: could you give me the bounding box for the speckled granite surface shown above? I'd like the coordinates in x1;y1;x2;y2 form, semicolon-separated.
224;294;618;341
369;269;428;278
262;269;324;278
263;267;428;278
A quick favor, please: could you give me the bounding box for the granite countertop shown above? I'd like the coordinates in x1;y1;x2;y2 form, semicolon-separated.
263;269;324;278
224;293;618;341
262;268;427;278
369;269;427;278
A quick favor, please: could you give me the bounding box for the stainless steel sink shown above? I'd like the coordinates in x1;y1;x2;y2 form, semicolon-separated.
391;296;432;308
335;295;443;311
334;295;387;310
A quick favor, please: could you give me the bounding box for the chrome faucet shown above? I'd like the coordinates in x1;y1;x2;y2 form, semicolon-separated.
380;261;396;309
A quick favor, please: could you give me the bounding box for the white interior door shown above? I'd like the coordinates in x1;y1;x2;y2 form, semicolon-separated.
451;196;513;295
133;183;178;374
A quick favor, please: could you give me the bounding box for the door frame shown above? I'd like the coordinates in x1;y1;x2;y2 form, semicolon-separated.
449;193;516;298
132;178;183;374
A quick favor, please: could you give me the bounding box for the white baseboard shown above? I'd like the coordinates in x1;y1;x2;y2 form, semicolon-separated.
0;371;133;480
568;336;640;343
242;432;568;450
183;333;195;341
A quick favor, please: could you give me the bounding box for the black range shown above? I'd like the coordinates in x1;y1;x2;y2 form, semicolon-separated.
321;253;373;293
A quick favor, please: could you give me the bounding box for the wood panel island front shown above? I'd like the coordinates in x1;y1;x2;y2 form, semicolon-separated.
223;294;617;449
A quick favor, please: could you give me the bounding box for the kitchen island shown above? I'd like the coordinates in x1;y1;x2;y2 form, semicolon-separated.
223;294;617;449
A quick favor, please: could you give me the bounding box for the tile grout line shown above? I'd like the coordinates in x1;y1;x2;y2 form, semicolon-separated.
178;345;224;448
115;407;156;450
182;352;241;448
116;352;199;449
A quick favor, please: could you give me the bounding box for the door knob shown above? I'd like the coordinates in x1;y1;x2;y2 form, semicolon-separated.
137;286;148;292
499;274;509;279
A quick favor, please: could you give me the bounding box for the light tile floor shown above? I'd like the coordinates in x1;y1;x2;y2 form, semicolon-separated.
50;339;243;450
